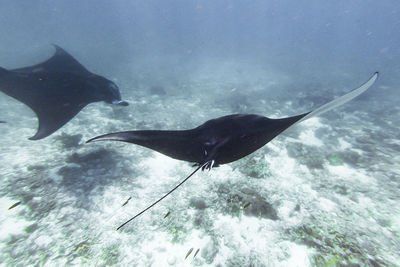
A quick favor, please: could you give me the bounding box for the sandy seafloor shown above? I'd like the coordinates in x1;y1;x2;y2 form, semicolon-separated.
0;58;399;266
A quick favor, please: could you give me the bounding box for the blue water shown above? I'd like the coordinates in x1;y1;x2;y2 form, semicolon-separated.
0;1;399;266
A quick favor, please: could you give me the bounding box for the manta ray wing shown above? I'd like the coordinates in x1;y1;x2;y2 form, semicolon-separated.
0;64;90;139
12;45;92;76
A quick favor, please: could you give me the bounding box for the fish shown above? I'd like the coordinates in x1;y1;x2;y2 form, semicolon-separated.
0;45;128;140
122;197;132;207
8;201;21;210
193;248;200;259
242;202;251;210
0;121;5;123
163;211;171;218
87;72;378;230
185;248;194;259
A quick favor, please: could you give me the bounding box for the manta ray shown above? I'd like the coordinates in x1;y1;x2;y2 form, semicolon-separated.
87;72;378;230
0;45;128;140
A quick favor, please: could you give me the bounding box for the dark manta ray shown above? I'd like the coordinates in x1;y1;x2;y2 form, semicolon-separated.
0;45;128;140
87;72;378;230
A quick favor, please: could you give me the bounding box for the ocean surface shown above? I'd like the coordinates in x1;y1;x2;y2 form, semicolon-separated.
0;1;399;266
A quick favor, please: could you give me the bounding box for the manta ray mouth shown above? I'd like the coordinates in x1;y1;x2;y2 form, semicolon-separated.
112;100;129;106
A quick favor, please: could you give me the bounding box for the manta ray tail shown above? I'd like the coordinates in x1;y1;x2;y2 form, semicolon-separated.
117;161;209;230
298;72;379;123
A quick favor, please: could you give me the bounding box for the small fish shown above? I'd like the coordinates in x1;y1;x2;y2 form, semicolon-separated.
242;202;251;210
163;211;171;219
193;248;200;259
8;201;21;210
122;197;132;207
185;248;194;260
